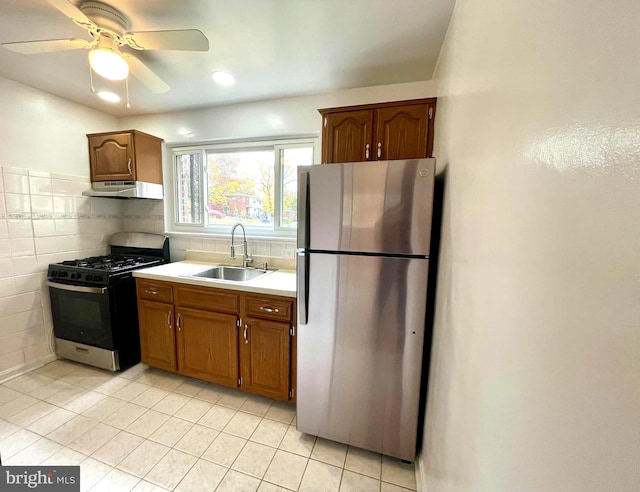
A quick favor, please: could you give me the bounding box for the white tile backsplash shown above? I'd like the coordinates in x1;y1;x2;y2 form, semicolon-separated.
7;220;33;238
0;259;14;279
2;167;28;176
29;177;52;196
30;195;54;214
53;196;75;214
12;256;38;276
0;165;124;375
3;174;30;194
32;220;55;237
0;163;298;376
0;239;10;259
13;274;43;294
0;278;14;298
189;239;203;251
51;179;84;197
5;194;31;214
10;238;35;257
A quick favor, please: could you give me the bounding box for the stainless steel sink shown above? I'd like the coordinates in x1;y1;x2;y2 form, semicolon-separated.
186;266;274;282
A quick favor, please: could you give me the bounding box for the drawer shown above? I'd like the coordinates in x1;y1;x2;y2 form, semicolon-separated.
245;294;293;322
137;279;173;303
175;285;240;314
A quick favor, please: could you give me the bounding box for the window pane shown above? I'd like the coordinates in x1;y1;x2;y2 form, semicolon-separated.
176;153;202;224
281;146;313;228
207;150;275;227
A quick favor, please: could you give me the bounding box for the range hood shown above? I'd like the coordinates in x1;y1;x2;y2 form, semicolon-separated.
83;181;163;200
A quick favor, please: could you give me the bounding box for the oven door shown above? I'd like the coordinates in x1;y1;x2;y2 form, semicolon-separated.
47;281;114;349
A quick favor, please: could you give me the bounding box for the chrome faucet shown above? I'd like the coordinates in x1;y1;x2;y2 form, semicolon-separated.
230;223;253;268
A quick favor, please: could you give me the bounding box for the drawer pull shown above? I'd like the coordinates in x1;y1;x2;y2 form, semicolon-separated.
259;306;279;313
145;289;158;295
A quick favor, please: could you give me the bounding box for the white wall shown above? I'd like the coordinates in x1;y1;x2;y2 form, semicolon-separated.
0;77;118;176
119;80;436;143
419;1;640;491
119;80;437;254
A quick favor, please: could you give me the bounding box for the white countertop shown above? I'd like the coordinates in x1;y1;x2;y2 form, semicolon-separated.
133;261;297;298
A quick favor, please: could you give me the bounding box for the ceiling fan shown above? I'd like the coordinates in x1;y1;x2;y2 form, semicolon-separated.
2;0;209;94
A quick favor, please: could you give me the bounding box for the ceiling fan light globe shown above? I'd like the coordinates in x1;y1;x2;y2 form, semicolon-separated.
211;71;235;86
89;48;129;80
96;91;120;103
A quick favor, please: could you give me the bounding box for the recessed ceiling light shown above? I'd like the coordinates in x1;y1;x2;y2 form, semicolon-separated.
96;91;120;103
211;71;235;86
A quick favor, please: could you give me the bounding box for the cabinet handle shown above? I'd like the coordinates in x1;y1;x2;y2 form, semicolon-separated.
127;158;132;175
259;306;279;313
377;142;382;159
365;143;370;159
243;324;249;344
145;289;158;295
167;311;172;330
177;313;181;331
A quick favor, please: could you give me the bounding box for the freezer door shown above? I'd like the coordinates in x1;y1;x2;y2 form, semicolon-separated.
300;158;435;256
296;252;429;461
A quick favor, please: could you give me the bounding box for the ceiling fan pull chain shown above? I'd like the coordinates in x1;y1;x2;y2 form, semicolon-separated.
88;62;95;93
125;75;131;109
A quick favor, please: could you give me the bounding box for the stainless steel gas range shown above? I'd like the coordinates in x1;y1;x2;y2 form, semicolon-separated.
47;232;170;371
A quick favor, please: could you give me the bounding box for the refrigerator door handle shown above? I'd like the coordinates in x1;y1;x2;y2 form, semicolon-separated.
297;251;309;324
297;170;309;249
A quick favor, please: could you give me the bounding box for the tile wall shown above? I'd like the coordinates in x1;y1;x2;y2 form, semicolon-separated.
0;166;122;374
0;167;297;376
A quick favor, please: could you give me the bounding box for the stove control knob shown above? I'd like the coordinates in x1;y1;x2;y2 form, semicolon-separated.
86;275;93;282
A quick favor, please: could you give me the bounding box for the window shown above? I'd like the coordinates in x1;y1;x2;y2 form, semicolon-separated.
171;137;317;237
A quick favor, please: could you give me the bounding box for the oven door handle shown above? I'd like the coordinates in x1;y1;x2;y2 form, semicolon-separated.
46;281;108;294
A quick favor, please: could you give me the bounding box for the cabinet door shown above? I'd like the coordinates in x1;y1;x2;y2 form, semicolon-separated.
240;317;291;400
375;103;430;160
89;132;135;181
138;300;176;372
176;307;239;388
323;110;374;164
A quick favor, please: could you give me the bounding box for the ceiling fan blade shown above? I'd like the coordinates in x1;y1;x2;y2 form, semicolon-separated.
126;29;209;51
2;38;91;55
47;0;96;30
123;53;170;93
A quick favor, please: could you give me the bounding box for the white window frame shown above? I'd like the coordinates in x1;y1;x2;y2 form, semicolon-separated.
168;136;319;239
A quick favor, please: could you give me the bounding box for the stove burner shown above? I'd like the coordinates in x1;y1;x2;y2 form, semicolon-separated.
60;255;158;272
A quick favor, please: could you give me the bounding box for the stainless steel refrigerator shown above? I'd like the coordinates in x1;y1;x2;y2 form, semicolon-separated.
296;158;436;461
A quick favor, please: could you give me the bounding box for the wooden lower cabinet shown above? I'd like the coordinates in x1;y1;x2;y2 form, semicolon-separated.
176;307;239;387
135;278;296;401
240;317;291;400
138;300;176;372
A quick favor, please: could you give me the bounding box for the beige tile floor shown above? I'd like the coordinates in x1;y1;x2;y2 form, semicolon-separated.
0;360;417;491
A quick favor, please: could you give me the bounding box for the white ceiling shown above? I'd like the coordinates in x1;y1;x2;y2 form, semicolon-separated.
0;0;455;116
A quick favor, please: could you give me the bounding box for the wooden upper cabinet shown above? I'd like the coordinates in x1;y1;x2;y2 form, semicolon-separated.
87;129;163;184
376;103;430;160
323;110;374;164
319;98;436;164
